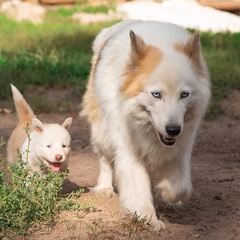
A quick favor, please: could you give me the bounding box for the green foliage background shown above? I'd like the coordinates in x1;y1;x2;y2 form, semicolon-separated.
0;12;116;98
0;7;239;114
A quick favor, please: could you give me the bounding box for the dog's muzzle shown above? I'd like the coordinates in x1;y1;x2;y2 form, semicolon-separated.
150;116;180;147
158;125;181;146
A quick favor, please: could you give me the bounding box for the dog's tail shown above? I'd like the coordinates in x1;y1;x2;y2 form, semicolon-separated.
10;84;36;123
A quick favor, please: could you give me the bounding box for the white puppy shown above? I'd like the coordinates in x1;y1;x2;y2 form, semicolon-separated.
7;84;72;175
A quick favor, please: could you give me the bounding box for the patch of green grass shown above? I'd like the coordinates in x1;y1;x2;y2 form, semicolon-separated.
200;31;240;118
56;0;116;17
57;2;114;17
0;11;117;101
57;6;82;17
83;5;110;14
0;9;239;117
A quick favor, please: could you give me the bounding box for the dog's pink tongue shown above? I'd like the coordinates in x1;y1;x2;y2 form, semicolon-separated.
48;162;61;172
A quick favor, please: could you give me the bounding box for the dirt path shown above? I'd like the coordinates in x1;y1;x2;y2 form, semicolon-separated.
0;111;239;239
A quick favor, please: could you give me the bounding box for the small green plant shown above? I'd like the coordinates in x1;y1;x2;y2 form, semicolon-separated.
0;136;86;238
122;212;149;238
0;159;68;237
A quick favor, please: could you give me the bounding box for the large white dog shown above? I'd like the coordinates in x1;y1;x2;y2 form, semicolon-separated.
81;20;211;231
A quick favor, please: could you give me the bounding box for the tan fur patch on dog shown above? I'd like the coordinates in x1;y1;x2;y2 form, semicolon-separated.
81;41;109;124
121;32;163;97
81;69;101;124
174;34;206;77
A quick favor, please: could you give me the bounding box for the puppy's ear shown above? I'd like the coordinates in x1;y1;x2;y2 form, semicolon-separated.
62;117;72;130
32;118;44;134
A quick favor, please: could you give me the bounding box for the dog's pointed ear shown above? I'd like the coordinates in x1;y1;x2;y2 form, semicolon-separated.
129;30;148;66
175;33;206;76
62;117;72;130
186;33;201;63
32;118;44;134
130;30;147;55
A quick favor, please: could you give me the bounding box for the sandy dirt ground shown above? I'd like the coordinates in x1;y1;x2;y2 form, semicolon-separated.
0;93;240;240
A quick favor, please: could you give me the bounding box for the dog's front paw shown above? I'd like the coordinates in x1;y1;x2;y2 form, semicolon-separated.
94;187;114;198
149;218;166;232
131;205;166;232
128;211;165;232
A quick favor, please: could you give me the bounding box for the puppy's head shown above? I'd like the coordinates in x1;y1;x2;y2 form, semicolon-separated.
32;117;72;171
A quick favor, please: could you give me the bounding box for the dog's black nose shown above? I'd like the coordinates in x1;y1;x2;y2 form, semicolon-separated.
165;125;181;137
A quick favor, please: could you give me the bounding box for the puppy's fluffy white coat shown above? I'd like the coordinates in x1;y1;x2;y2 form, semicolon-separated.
7;84;72;175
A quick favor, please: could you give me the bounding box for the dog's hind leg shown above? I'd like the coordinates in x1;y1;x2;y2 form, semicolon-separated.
155;153;193;205
94;155;114;198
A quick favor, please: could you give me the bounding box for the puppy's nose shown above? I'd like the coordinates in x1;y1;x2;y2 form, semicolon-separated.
165;125;181;137
55;154;63;161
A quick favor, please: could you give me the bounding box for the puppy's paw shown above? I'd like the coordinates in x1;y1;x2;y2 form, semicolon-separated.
95;187;114;198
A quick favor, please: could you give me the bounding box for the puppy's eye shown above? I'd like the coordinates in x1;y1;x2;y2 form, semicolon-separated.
151;92;161;99
62;144;66;148
181;91;189;99
46;145;51;148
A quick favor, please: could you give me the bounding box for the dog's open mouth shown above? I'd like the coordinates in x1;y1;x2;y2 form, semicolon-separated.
150;115;176;146
159;133;176;146
47;161;61;172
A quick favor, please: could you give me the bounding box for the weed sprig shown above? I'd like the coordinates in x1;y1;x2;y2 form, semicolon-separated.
0;138;85;238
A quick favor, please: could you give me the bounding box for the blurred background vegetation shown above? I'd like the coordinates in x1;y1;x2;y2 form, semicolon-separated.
0;3;239;118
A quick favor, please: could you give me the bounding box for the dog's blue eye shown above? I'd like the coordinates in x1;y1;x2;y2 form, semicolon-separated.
151;92;161;99
181;91;189;99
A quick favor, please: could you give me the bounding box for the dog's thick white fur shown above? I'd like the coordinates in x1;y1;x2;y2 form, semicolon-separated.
81;20;211;231
7;84;72;175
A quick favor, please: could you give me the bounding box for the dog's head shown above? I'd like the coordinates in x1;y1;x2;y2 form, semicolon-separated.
31;117;72;171
121;30;210;147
